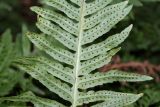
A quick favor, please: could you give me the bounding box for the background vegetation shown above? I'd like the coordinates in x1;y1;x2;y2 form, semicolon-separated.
0;0;160;106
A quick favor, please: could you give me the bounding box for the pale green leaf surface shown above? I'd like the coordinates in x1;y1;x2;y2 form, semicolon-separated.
14;63;72;102
82;6;132;45
31;6;78;35
36;17;77;51
42;0;80;20
78;70;152;89
37;17;77;42
77;91;142;105
16;57;74;84
27;32;75;65
0;92;66;107
17;56;74;77
84;1;128;29
92;93;143;107
81;25;132;60
80;48;120;75
85;0;112;15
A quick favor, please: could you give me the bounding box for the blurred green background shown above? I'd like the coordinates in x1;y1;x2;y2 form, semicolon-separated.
0;0;160;107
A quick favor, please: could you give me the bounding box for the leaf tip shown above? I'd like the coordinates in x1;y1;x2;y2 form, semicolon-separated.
138;93;144;98
123;0;129;5
141;75;153;81
145;76;153;81
30;6;37;12
129;24;133;29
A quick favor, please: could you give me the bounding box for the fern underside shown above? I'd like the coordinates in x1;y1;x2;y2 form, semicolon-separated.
0;0;152;107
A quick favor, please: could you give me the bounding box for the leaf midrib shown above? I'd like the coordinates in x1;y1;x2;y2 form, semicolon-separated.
72;0;85;107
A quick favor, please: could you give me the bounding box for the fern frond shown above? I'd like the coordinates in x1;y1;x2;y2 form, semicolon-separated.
0;69;20;96
129;87;160;107
29;56;73;76
42;0;80;20
36;17;77;51
0;26;38;100
85;0;112;15
80;48;120;75
0;92;66;107
31;7;78;35
77;91;142;105
15;57;74;84
81;25;132;60
92;93;143;107
0;30;20;96
0;29;13;71
1;0;153;107
14;63;72;102
85;1;128;29
79;70;152;89
27;32;75;65
82;6;132;45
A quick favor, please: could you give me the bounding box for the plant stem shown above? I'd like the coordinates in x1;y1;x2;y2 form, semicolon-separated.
72;0;85;107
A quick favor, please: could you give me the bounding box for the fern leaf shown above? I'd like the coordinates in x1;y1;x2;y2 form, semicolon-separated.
81;25;132;60
80;48;120;75
77;91;142;105
31;7;78;35
79;70;152;89
0;92;66;107
36;17;77;51
42;0;79;20
85;0;112;15
82;6;132;45
134;88;160;107
15;63;72;102
0;30;19;96
0;29;13;71
0;69;20;96
92;93;143;107
17;56;74;77
2;0;153;107
15;57;74;84
85;1;128;29
27;32;75;65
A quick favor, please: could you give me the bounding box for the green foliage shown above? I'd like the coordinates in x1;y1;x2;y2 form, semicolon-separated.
0;0;153;107
122;2;160;60
136;88;160;107
0;25;43;106
119;83;160;107
0;29;20;96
